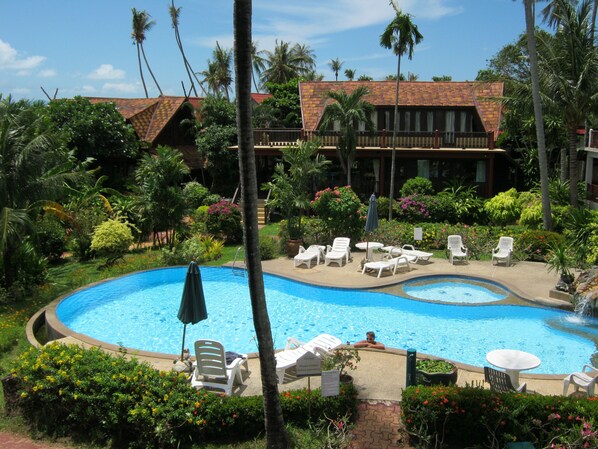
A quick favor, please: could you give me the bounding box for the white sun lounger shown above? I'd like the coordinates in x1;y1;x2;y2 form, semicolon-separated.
382;245;433;262
294;245;324;268
362;255;416;278
275;333;342;384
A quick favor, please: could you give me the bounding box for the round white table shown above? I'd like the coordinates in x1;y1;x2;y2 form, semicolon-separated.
355;241;383;260
486;349;541;387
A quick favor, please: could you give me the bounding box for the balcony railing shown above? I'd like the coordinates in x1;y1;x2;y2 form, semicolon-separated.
253;129;495;149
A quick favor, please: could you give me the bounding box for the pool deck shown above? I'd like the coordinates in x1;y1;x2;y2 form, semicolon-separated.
49;255;577;400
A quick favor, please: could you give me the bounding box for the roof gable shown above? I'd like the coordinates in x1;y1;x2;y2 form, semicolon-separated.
87;96;203;144
298;81;504;136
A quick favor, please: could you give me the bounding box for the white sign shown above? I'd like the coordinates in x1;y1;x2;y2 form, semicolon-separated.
296;352;322;377
321;370;340;396
414;227;423;241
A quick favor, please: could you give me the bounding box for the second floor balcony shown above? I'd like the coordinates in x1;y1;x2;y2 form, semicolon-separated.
253;128;496;150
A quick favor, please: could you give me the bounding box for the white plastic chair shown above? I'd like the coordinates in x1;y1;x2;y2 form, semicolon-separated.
492;237;514;266
325;237;351;266
275;333;342;384
563;364;598;397
294;245;324;268
447;235;468;264
191;340;245;395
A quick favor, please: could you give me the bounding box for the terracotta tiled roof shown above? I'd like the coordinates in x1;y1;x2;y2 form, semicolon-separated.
251;93;272;104
87;96;203;144
299;81;504;136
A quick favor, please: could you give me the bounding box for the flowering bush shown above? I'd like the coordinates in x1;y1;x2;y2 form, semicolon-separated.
393;195;431;223
322;347;361;378
401;384;598;448
8;343;359;447
517;230;564;261
311;186;366;243
205;200;242;243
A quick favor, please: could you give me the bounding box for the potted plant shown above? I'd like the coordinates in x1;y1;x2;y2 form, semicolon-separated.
546;241;575;292
321;347;361;383
416;359;457;386
262;141;329;257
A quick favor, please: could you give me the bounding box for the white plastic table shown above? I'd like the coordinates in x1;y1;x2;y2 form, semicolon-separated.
486;349;541;387
355;241;383;260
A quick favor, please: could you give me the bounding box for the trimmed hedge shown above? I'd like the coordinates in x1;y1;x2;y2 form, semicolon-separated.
7;343;358;448
402;385;598;448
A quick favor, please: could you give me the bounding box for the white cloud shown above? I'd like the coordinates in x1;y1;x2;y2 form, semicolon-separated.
102;82;138;94
0;39;46;70
38;69;56;78
88;64;125;80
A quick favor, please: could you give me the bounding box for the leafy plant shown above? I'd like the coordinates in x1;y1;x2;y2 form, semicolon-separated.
321;347;361;378
400;176;434;196
483;188;521;226
90;218;134;266
546;240;574;282
416;359;456;374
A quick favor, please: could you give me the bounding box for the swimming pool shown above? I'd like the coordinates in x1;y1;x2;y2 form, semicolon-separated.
56;266;598;375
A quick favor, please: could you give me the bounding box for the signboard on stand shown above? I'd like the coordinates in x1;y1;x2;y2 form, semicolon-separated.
296;352;322;377
414;227;423;241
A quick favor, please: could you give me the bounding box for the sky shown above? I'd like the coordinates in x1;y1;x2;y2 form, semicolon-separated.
0;0;533;102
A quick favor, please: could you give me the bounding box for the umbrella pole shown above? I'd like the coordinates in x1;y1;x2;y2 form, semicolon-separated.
181;324;187;360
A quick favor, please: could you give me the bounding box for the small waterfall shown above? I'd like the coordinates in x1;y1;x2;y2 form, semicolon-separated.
574;293;596;317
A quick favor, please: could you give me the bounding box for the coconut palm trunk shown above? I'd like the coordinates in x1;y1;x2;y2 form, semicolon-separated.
233;1;289;447
140;44;163;96
389;53;401;220
136;43;149;98
170;1;199;97
524;0;553;228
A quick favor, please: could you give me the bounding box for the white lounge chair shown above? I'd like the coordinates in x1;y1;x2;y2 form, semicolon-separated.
325;237;351;266
362;255;416;278
191;339;246;395
294;245;324;268
275;333;342;384
563;364;598;397
447;235;468;264
384;244;433;262
492;237;514;266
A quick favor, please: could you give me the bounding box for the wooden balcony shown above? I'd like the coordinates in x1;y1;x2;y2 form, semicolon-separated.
253;129;495;149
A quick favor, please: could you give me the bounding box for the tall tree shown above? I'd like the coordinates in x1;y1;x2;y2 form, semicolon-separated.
260;40;316;85
344;68;356;81
328;57;344;81
380;1;423;219
201;42;233;100
0;96;84;288
131;8;163;97
233;1;290;447
538;0;598;207
523;0;553;228
251;41;266;93
169;1;206;96
319;86;375;185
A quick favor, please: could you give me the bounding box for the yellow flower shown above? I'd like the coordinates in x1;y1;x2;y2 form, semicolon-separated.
20;392;28;398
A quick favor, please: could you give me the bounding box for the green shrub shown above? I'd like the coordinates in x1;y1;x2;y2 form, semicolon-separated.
400;177;434;196
376;196;390;219
484;188;521;226
8;343;358;448
259;235;280;260
182;181;212;209
34;214;67;262
206;200;243;243
311;186;366;243
160;234;224;265
516;230;563;261
90;219;134;265
402;385;598;448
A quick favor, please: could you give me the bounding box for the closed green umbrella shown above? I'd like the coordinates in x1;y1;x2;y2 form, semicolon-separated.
364;194;379;260
177;261;208;360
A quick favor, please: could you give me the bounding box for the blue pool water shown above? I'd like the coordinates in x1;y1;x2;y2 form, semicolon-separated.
56;267;598;374
403;278;508;303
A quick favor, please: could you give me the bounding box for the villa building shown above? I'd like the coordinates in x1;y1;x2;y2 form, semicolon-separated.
253;80;516;198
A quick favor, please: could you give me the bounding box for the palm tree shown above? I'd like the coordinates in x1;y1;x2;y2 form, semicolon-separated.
169;1;206;96
537;0;598;208
233;1;289;447
201;42;233;99
344;68;356;81
328;58;344;81
319;86;375;185
260;40;316;85
380;1;423;219
131;8;163;97
251;41;266;93
0;96;84;287
522;0;553;228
